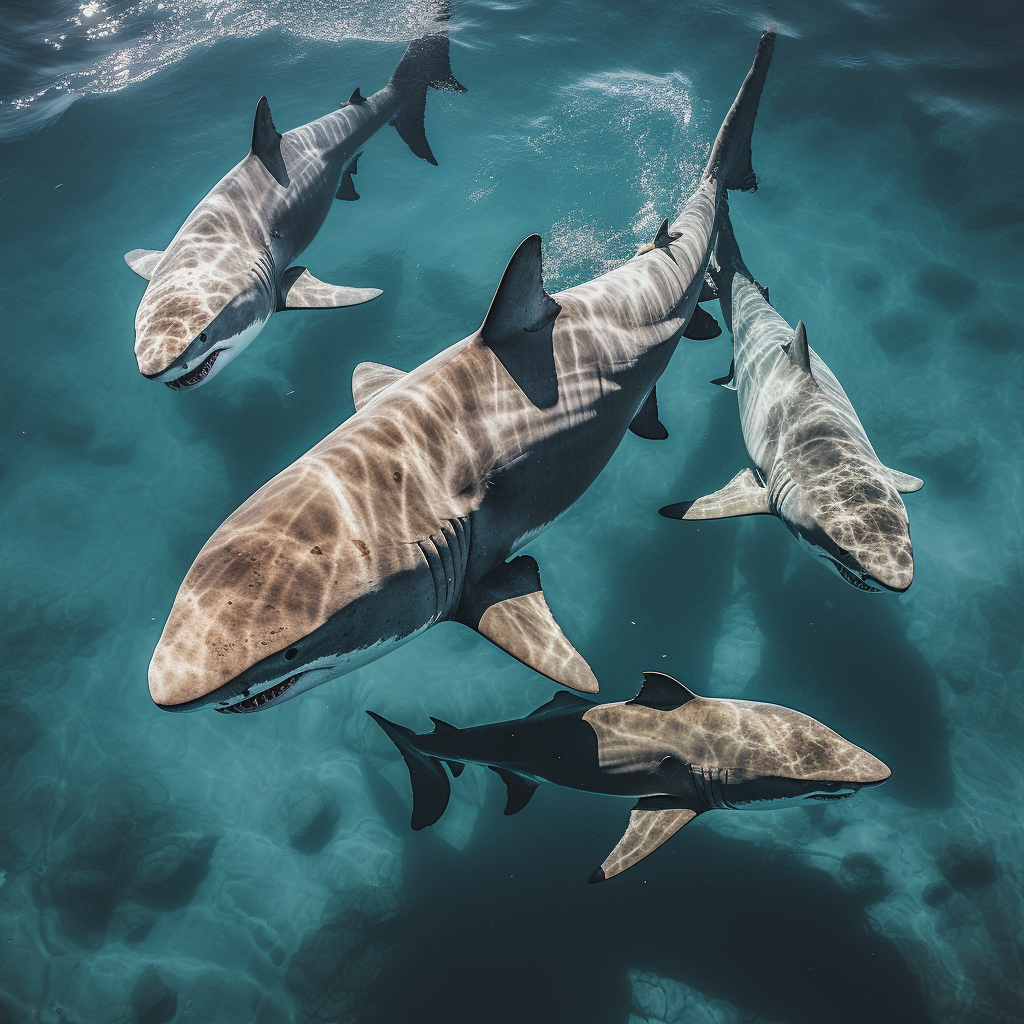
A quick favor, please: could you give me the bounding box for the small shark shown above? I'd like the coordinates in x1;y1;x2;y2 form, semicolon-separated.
660;208;923;592
368;671;890;881
125;22;465;390
147;32;775;713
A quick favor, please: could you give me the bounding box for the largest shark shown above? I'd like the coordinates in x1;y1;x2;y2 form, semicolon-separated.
124;22;465;390
148;31;777;713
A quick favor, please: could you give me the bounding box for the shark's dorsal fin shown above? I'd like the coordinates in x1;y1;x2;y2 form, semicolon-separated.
477;235;562;409
455;555;598;694
278;267;381;312
654;219;680;248
352;361;407;411
682;305;722;341
251;96;288;187
488;767;540;816
782;321;813;376
660;468;771;521
628;386;669;440
589;802;701;882
886;468;924;494
627;671;699;711
124;249;164;281
711;359;736;390
347;87;366;105
526;690;595;718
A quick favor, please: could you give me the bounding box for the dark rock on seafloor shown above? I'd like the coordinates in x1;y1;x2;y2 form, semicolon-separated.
840;852;892;903
938;843;999;893
913;262;980;312
870;306;929;353
279;783;340;855
922;881;954;907
130;965;177;1024
899;428;981;488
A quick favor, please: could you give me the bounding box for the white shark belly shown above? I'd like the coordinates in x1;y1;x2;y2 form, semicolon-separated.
190;315;271;388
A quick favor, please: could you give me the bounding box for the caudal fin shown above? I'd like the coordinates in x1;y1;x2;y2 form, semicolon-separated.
703;29;775;192
389;17;466;165
367;711;451;830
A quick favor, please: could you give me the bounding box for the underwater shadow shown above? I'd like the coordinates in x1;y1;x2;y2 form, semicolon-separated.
742;555;954;809
587;392;748;697
361;789;933;1024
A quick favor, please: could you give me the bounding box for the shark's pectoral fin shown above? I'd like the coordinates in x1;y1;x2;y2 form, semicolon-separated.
589;802;701;882
124;249;163;280
456;556;599;694
628;386;669;440
682;305;722;341
782;321;813;377
336;151;362;201
251;96;288;187
711;359;736;390
277;267;382;311
886;469;924;494
488;767;540;815
659;468;771;521
476;235;562;409
352;361;407;410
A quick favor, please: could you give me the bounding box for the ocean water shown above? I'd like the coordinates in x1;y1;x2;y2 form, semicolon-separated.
1;1;1021;1022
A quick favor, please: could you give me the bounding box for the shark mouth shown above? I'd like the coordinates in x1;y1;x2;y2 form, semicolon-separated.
832;561;881;593
215;673;302;714
808;792;854;801
165;349;220;390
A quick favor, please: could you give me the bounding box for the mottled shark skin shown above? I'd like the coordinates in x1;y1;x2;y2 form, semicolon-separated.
368;671;890;881
660;209;923;592
147;31;776;713
125;26;465;390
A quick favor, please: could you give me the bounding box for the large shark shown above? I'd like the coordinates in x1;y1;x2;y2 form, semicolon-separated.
368;671;890;881
660;208;923;592
124;23;465;390
147;32;776;713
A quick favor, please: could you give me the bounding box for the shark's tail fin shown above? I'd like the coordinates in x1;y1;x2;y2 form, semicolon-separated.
703;29;775;192
389;17;466;165
367;711;451;830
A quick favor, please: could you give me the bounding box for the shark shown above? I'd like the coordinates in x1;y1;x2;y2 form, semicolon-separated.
147;31;776;713
124;22;465;390
660;207;923;592
368;671;891;881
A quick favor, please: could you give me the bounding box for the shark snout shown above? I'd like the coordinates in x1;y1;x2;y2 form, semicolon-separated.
851;753;891;787
861;550;914;594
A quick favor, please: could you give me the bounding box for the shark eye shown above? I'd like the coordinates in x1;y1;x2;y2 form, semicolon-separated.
285;648;298;661
199;332;207;342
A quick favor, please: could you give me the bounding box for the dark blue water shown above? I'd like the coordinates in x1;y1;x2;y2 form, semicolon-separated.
1;2;1021;1022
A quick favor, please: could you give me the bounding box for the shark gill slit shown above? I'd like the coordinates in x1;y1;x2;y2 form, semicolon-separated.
690;764;728;809
416;516;470;623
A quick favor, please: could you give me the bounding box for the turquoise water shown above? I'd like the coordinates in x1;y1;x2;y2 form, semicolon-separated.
1;2;1021;1022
